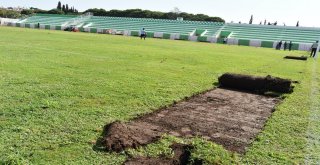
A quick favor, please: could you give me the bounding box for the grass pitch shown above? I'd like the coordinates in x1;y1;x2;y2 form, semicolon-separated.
0;26;319;164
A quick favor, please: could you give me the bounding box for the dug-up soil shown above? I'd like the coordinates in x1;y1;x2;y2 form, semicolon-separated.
219;73;293;93
103;88;280;154
284;56;308;61
124;143;194;165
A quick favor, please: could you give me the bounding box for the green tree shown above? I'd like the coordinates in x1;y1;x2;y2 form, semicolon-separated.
249;15;253;24
48;9;65;15
62;5;65;12
66;4;69;13
0;9;21;18
57;1;62;10
21;9;34;15
33;8;48;14
83;8;225;23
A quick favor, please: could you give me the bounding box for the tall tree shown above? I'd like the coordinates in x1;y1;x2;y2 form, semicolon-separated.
21;9;34;15
296;21;299;27
57;1;62;10
264;19;267;25
66;4;69;13
249;15;253;24
62;5;65;12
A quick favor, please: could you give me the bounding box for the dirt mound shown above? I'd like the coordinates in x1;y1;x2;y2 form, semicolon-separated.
218;73;293;93
124;143;193;165
103;121;161;152
284;56;308;61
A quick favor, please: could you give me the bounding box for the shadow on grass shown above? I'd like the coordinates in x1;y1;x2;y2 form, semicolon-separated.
92;125;109;153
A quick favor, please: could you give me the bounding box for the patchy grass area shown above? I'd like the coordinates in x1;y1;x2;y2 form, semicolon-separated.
0;26;319;164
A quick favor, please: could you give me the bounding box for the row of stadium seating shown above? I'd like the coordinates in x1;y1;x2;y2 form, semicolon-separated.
84;16;224;36
18;14;320;44
20;14;77;26
224;24;320;43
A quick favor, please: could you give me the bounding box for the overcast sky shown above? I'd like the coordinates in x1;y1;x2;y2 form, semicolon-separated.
1;0;319;27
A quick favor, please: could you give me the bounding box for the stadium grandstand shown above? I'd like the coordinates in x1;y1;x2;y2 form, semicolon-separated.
5;13;320;50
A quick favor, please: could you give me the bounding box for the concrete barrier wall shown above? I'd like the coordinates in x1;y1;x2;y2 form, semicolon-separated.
227;38;238;45
0;18;19;25
299;43;312;51
154;32;164;38
50;25;56;30
40;25;45;29
123;30;131;36
84;28;90;32
188;36;198;41
97;28;103;33
207;36;217;43
250;40;262;47
170;33;180;40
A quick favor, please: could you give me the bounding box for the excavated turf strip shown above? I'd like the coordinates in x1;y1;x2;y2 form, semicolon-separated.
124;143;193;165
284;56;308;61
103;88;280;153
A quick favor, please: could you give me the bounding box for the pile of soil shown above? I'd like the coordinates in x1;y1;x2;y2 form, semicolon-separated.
218;73;293;93
124;143;193;165
103;122;161;152
284;56;308;61
103;88;280;153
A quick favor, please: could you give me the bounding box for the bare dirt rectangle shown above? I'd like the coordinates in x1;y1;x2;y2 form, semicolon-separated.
104;88;280;153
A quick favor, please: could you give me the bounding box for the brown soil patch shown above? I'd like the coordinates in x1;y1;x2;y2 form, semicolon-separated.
124;143;193;165
284;56;308;61
103;88;280;153
218;73;293;93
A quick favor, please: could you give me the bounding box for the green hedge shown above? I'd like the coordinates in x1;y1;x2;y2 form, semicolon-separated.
45;25;50;30
25;24;31;28
16;23;20;27
238;39;250;46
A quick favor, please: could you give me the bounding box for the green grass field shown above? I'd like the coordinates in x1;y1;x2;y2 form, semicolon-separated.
0;26;319;164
